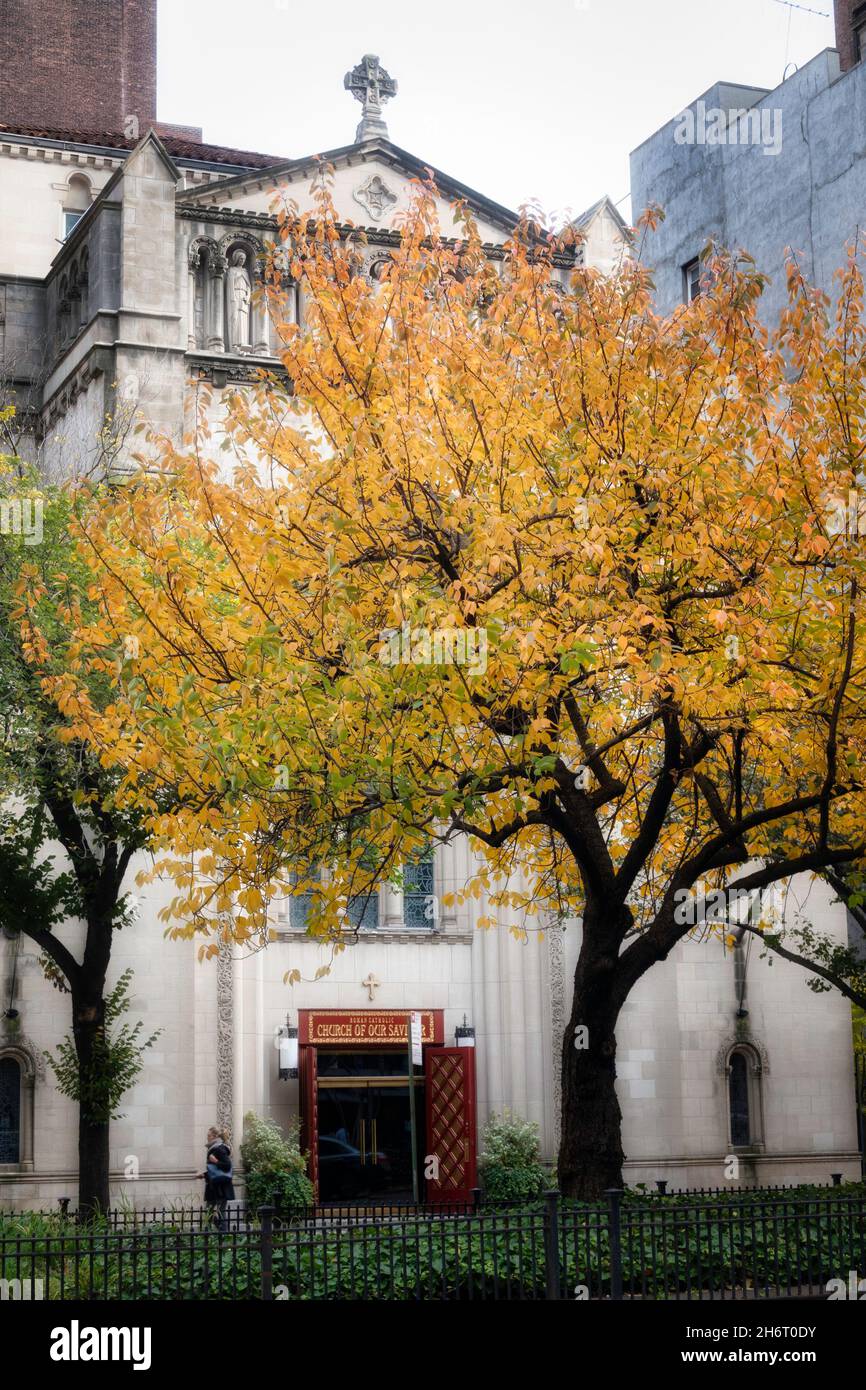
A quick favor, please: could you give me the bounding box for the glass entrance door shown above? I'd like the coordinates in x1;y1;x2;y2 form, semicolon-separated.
316;1051;422;1202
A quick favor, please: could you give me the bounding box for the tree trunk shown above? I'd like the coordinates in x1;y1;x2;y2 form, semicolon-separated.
73;995;110;1215
78;1110;110;1216
557;915;627;1199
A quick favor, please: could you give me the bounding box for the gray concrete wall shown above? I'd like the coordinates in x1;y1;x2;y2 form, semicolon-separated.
631;49;866;328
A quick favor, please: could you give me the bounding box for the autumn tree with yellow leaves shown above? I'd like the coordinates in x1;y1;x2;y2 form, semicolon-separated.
44;184;866;1197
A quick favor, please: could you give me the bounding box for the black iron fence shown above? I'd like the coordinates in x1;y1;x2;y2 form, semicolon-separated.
1;1187;864;1300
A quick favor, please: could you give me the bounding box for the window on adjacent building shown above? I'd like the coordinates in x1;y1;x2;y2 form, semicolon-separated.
63;210;84;240
0;1055;21;1164
683;256;702;304
61;172;92;242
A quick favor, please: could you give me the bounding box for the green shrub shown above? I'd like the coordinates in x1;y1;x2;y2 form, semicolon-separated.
245;1169;314;1218
482;1163;547;1203
240;1111;306;1175
479;1110;547;1203
240;1111;313;1218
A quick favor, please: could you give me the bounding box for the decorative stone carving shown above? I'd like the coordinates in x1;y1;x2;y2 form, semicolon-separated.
215;232;265;279
356;249;392;285
344;54;398;142
715;1034;770;1075
0;1031;45;1082
188;236;216;272
191;358;286;388
353;174;398;223
548;922;567;1151
216;939;233;1136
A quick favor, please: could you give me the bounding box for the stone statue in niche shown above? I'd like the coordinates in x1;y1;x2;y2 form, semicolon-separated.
227;249;252;350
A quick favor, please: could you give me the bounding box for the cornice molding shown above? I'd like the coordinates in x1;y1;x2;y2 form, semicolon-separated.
187;353;288;388
272;927;473;946
178;205;276;232
0;138;120;172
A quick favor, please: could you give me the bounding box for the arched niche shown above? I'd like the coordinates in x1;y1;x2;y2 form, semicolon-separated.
218;232;269;356
187;236;218;350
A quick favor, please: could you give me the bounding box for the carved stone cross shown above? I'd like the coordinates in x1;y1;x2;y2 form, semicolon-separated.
344;55;398;142
362;972;381;1001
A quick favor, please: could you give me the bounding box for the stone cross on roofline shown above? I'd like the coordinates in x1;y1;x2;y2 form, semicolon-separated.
344;54;398;143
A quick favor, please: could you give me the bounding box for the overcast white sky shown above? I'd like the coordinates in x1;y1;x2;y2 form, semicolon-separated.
157;0;835;223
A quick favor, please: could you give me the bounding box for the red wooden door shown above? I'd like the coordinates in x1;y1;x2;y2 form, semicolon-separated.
299;1044;319;1201
423;1046;477;1203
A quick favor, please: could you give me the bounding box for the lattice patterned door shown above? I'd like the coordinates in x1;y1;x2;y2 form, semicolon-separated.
299;1045;319;1200
424;1046;477;1203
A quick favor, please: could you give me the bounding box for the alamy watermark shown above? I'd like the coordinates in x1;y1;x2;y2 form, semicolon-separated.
0;496;43;545
826;1270;866;1299
50;1322;151;1370
1;1277;43;1300
379;622;488;676
825;487;866;540
674;884;780;927
674;100;782;157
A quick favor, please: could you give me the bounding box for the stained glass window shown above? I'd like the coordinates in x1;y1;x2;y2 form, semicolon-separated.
0;1057;20;1164
289;890;314;931
346;891;379;931
403;849;435;929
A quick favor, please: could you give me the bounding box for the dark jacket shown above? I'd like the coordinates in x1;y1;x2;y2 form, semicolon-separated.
204;1141;236;1204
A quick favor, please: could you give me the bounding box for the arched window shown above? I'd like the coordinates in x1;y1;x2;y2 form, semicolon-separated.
726;1044;763;1148
729;1051;750;1146
0;1055;21;1164
62;173;92;241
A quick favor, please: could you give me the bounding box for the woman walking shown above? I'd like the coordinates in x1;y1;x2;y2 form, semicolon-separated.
200;1125;235;1231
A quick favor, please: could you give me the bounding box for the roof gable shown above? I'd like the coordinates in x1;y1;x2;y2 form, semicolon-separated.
573;194;631;241
178;138;521;241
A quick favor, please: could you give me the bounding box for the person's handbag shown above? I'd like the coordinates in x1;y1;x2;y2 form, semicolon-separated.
207;1151;233;1184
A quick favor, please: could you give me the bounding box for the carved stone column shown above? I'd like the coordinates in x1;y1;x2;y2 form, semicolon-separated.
216;939;234;1137
285;279;299;327
187;249;200;350
20;1073;35;1172
208;257;226;353
253;259;270;356
383;880;403;929
548;923;567;1153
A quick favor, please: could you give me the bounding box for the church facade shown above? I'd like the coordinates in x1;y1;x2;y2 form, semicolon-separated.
0;1;861;1209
